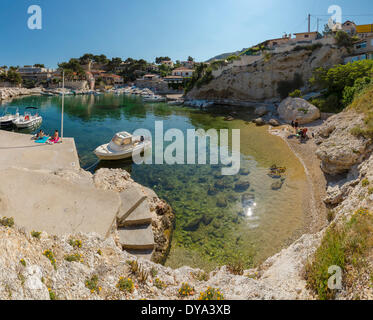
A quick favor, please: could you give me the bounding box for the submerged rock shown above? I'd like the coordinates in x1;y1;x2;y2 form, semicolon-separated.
235;180;250;192
271;179;285;191
253;118;265;126
216;197;228;208
183;217;202;231
207;186;219;196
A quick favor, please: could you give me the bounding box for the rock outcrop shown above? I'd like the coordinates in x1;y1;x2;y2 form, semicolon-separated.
315;111;371;175
186;45;345;102
0;87;42;101
278;97;321;124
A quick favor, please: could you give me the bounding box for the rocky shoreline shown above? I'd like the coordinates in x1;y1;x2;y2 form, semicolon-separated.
0;87;43;102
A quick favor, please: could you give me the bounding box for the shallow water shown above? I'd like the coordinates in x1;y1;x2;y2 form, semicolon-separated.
0;94;308;271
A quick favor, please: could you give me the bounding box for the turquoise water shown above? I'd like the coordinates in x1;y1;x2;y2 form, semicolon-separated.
1;94;308;271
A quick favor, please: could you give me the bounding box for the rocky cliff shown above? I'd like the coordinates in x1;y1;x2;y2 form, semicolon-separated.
186;45;345;103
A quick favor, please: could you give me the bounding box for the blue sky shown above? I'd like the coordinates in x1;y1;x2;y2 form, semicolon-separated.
1;0;373;67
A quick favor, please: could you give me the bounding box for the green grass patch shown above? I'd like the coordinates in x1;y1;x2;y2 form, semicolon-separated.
305;209;373;300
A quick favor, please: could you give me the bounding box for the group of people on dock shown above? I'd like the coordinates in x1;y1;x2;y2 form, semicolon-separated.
35;129;60;144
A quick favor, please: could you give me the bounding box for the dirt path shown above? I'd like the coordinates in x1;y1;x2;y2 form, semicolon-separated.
270;121;328;233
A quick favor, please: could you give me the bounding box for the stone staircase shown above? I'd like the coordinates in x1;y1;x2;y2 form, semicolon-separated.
116;185;155;260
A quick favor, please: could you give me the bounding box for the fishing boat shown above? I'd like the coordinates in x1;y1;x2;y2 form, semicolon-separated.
94;131;151;161
0;108;19;127
12;107;42;129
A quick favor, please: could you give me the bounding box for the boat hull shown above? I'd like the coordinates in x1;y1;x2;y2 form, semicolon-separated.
94;141;150;161
13;117;42;129
0;119;14;127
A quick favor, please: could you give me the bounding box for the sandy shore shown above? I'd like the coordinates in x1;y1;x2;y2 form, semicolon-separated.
270;121;328;233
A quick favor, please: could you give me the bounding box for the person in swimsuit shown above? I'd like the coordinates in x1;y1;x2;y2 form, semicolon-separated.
50;130;60;143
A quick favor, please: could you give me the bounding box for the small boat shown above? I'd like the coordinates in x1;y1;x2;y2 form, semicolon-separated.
0;108;19;127
12;107;42;129
94;131;151;161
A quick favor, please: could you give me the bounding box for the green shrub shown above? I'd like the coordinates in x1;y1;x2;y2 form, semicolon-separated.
178;283;195;297
335;31;359;48
348;85;373;139
43;250;57;270
289;89;302;98
154;278;167;289
198;287;224;300
117;277;134;293
64;253;82;263
0;217;14;228
227;259;244;276
362;179;370;187
68;239;82;249
305;210;373;300
85;275;101;294
31;231;41;239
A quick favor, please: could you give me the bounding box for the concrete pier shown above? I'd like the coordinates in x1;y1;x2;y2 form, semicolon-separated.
0;130;120;238
0;130;79;171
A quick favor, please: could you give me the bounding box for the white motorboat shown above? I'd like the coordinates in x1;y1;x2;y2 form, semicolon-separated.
94;131;151;161
12;108;42;129
0;109;19;127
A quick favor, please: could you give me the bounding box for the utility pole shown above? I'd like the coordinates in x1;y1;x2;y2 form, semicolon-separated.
308;14;311;33
317;18;320;33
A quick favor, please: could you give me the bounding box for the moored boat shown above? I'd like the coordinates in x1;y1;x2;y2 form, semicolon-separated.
12;107;42;129
94;131;151;161
0;108;19;127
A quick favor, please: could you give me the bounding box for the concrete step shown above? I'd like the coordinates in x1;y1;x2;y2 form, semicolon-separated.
125;249;154;261
118;224;155;250
117;185;147;226
123;199;152;226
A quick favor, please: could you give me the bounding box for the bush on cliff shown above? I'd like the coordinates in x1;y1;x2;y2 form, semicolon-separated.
305;210;373;300
185;63;214;93
309;60;373;112
348;85;373;139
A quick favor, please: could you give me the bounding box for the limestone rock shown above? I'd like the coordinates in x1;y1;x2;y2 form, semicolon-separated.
315;112;371;175
269;119;281;127
253;118;265;126
278;98;320;125
186;45;345;102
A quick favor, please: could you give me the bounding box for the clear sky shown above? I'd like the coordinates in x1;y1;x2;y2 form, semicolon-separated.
1;0;373;68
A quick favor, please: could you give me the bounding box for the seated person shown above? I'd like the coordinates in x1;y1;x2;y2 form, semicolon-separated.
35;130;45;140
49;130;60;143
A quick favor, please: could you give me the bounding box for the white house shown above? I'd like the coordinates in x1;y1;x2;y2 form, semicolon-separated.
171;67;194;78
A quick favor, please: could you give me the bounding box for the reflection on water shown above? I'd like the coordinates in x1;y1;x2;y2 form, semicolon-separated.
1;94;308;271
